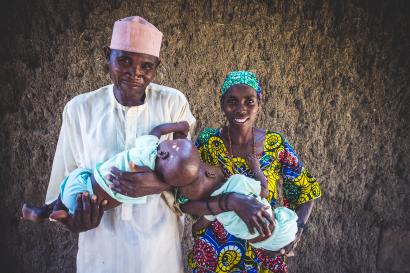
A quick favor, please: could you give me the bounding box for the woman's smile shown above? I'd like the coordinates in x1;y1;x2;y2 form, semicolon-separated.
233;117;249;124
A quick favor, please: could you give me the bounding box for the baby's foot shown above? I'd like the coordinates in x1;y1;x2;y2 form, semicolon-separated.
21;204;52;223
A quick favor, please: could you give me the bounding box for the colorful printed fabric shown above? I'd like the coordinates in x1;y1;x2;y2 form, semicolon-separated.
189;128;322;273
221;71;261;97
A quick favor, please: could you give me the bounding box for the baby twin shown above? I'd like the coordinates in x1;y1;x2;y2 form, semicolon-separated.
22;121;298;252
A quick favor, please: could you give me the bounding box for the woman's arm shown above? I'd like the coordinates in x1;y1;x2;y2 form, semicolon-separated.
275;136;321;255
293;200;314;245
181;193;275;237
296;200;314;229
277;200;314;256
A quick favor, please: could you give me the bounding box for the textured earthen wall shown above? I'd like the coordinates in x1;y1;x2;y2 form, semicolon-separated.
1;1;409;272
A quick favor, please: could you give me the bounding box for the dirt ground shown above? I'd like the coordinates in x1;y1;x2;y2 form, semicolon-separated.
1;0;409;272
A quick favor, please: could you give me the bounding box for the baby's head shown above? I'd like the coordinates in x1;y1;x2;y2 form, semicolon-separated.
177;163;225;201
155;138;200;186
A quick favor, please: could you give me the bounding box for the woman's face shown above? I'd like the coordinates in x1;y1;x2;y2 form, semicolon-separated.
221;84;260;128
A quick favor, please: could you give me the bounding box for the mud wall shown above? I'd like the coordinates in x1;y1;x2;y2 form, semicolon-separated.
1;0;409;272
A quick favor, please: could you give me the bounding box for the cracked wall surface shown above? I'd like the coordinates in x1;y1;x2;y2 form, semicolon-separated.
1;1;409;272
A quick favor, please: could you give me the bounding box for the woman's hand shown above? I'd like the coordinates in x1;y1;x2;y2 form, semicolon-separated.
261;228;303;258
107;163;171;197
49;192;107;233
282;227;303;255
227;193;275;237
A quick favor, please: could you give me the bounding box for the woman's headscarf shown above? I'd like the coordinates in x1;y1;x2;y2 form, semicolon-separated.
221;71;262;98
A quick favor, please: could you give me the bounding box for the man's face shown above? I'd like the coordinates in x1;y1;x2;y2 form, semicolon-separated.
107;49;160;96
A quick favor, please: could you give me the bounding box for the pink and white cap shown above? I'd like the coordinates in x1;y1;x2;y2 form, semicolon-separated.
110;16;163;57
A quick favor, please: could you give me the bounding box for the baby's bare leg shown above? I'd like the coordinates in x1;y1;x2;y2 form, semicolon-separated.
21;200;56;223
90;174;120;210
22;174;120;223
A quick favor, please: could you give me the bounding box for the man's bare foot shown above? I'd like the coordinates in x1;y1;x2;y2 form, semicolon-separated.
21;204;52;223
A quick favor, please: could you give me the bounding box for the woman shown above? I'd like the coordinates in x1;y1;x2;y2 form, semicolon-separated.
181;71;322;273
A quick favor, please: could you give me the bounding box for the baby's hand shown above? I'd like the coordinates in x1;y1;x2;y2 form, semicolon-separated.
176;121;190;132
245;153;261;172
173;121;190;139
246;153;269;198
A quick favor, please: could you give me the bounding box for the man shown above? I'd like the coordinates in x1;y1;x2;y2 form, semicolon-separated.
45;16;195;273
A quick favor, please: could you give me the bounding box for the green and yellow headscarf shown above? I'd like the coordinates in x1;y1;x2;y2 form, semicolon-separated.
221;71;261;98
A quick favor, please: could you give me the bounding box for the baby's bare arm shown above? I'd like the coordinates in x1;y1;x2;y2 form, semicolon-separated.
246;154;269;198
149;121;190;139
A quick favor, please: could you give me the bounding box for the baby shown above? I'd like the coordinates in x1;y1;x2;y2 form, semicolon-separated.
22;121;200;220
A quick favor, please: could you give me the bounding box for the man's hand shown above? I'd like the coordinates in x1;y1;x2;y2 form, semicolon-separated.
49;192;106;233
107;163;171;197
